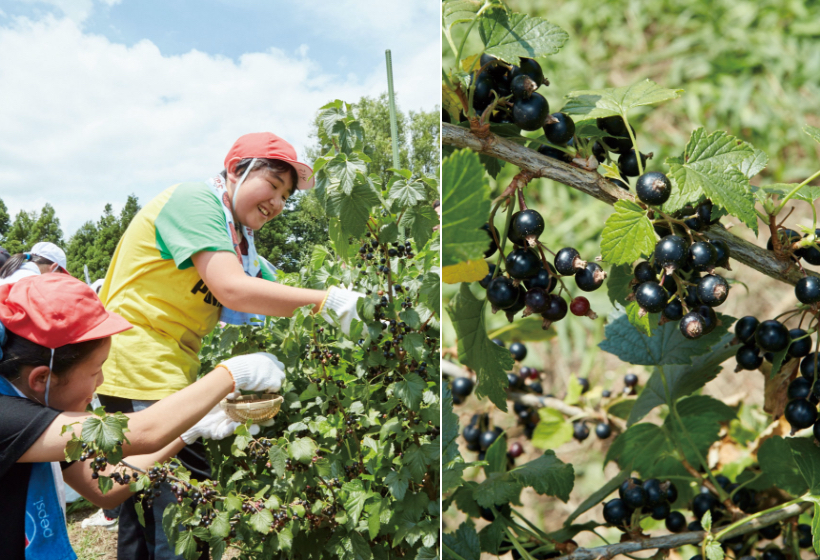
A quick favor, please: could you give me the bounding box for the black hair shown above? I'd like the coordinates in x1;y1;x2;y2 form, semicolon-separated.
0;253;55;279
221;158;298;197
0;331;107;382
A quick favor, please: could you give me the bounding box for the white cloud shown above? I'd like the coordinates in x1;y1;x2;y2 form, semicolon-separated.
0;13;438;237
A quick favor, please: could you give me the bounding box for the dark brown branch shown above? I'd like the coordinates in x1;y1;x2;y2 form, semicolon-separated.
557;501;809;560
443;123;818;286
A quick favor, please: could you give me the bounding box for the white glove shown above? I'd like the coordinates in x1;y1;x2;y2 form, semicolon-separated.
181;404;260;444
219;352;286;394
321;286;365;335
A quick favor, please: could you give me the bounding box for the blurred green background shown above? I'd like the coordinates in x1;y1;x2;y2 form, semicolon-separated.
442;0;820;547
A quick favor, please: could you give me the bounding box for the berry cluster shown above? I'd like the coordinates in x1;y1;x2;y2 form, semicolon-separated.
355;232;414;276
481;206;605;328
602;477;678;530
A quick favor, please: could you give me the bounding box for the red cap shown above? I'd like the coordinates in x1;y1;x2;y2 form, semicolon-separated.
224;132;315;190
0;275;132;349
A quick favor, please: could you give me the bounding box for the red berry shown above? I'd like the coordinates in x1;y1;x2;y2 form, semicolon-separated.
508;442;524;458
570;296;591;316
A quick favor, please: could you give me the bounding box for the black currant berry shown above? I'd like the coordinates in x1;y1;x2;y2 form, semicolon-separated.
481;223;499;258
573;421;589;441
795;276;820;304
759;524;782;540
680;312;705;339
710;239;730;268
507;212;525;245
510;74;538;100
655;235;688;272
480;53;507;79
635;172;672;206
602;499;631;527
603;135;633;155
635;281;667;313
789;328;812;359
524;265;558;293
537;144;571;163
662;298;684;321
634;261;656;283
511;58;544;85
462;425;480;444
798;524;812;548
512;209;545;241
788;378;812;401
624;373;638;387
755;320;790;352
801;231;820;265
642;479;664;506
591;141;607;163
618;149;648;177
523;287;549;314
736;346;762;371
509;342;527;361
513;92;550;131
665;511;686;533
487;277;518;310
650;502;670;520
622;485;647;509
696;274;729;307
479;428;502;451
575;262;607;292
688;242;718;272
472;72;495;112
762;548;786;560
554;247;585;276
544;113;575;145
452;377;474;399
735;316;759;345
506;249;541;279
695;305;718;334
504;286;527;320
595;423;612;439
479;263;497;289
801;353;820;380
618;478;642;499
784;399;817;430
597;116;628;137
541;294;568;322
508;373;523;389
692;493;718;519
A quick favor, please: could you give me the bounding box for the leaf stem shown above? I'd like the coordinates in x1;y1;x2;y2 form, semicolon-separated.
774;168;820;215
621;114;643;176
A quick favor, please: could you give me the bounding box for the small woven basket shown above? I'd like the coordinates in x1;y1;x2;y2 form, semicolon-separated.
220;394;283;423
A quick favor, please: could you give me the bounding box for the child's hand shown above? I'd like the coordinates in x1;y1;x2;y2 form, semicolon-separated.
321;286;365;335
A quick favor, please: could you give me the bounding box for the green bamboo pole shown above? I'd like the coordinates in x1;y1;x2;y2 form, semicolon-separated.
385;50;401;169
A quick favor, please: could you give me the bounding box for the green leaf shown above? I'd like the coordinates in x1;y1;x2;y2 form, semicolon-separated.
326;152;369;195
600;308;733;366
628;332;739;425
442;150;491;267
328;220;350;261
419;273;441;319
209;512;231;538
326;180;380;238
484;432;508;475
444;522;481;560
487;315;556;342
394;373;426;410
249;508;273;534
474;472;522;507
379;222;399;244
443;386;468;495
268;446;287;478
342;480;370;525
479;8;569;61
384;469;412;500
389;177;427;209
625;301;654;337
663;128;759;232
804;124;820;144
531;408;574;450
309;245;331;270
448;283;514;411
510;450;575;502
600;200;655;265
607;264;635;307
289;437;317;464
400;204;438;250
702;510;713;532
174;529;200;560
705;541;724;560
81;415;125;453
563;79;683;119
738;148;769;179
402;333;426;362
97;475;114;495
443;0;484;31
668;396;736;464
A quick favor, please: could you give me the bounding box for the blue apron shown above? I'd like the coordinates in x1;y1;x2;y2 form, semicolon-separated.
0;377;76;560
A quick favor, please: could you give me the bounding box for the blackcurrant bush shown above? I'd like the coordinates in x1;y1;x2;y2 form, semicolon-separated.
665;511;686;533
529;381;543;394
635;172;672;206
554;247;585;276
695;305;718;334
544;112;575;145
512;209;545;241
573;421;589;441
685;215;704;232
636;281;667;313
506;248;542;279
452;377;474;399
655;235;688;272
510;74;538;100
788;377;812;401
542;294;568;322
618;149;648;177
662;298;684;321
789;328;812;358
595;423;612;439
795;276;820;304
696;274;729;307
602;499;631;527
575;262;606;292
487;277;518;310
513;92;550;131
481;223;499;258
634;261;657;283
736;346;762;371
785;399;817;430
509;342;527;361
680;312;705;339
755;320;790;352
735;316;759;345
688;242;718;272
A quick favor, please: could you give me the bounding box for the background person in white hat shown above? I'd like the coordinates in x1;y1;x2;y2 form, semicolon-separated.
0;242;69;286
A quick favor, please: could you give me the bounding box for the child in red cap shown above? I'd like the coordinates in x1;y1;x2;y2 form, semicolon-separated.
0;274;288;560
94;132;363;559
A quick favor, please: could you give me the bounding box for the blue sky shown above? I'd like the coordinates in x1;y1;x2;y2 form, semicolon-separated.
0;0;439;236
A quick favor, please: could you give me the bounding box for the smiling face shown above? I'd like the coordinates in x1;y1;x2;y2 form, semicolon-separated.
227;166;295;231
18;337;111;412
